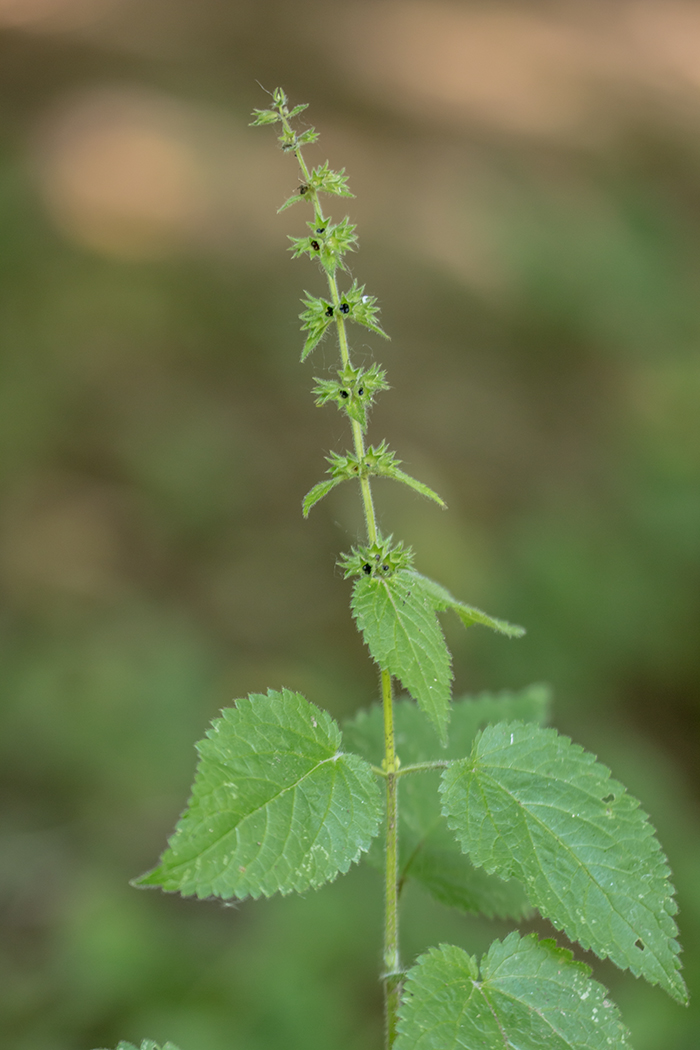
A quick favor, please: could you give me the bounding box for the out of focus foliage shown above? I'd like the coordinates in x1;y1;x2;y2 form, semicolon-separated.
0;2;698;1049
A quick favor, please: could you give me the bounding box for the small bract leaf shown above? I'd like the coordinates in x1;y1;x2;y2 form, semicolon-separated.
133;689;381;900
302;477;344;517
395;933;631;1050
351;571;452;744
277;185;310;213
414;572;525;637
441;722;687;1003
388;469;446;508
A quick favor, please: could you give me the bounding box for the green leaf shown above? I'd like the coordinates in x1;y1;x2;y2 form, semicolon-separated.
387;470;447;508
396;933;631;1050
404;847;532;920
441;722;687;1003
94;1042;181;1050
344;686;551;767
302;443;445;511
361;443;445;507
344;688;549;918
133;689;382;900
415;572;525;638
277;189;306;212
302;477;344;517
351;571;452;744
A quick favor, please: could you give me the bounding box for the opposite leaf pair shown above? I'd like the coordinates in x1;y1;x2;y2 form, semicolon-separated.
134;686;685;1006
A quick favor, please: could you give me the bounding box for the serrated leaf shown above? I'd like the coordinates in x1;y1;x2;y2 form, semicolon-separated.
441;721;687;1002
344;689;548;918
415;572;525;638
351;571;452;744
94;1042;181;1050
133;689;382;900
396;933;631;1050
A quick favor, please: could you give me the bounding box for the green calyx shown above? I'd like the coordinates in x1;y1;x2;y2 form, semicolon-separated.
278;161;354;213
302;440;446;518
289;218;358;274
313;363;389;430
299;282;389;361
249;89;318;151
338;537;415;580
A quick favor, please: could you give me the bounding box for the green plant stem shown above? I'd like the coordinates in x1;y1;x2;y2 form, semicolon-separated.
288;112;395;1043
286;123;379;545
382;666;401;1049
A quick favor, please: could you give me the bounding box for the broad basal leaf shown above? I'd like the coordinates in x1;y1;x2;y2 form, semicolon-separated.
133;689;382;900
396;933;631;1050
441;721;686;1002
351;571;452;744
343;689;549;918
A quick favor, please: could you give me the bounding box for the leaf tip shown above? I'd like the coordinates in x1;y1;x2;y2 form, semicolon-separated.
130;868;163;890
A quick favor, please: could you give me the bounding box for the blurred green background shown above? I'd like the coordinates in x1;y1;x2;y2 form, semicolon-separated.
0;1;699;1048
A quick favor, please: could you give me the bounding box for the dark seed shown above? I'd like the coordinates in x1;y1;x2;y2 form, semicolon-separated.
299;185;308;195
340;390;349;399
339;303;350;314
310;240;320;251
362;563;372;575
382;565;390;572
358;387;364;396
316;227;325;234
325;306;334;317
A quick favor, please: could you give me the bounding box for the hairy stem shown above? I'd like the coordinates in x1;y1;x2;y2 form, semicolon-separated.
382;667;401;1048
286;106;396;1043
285;118;379;545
